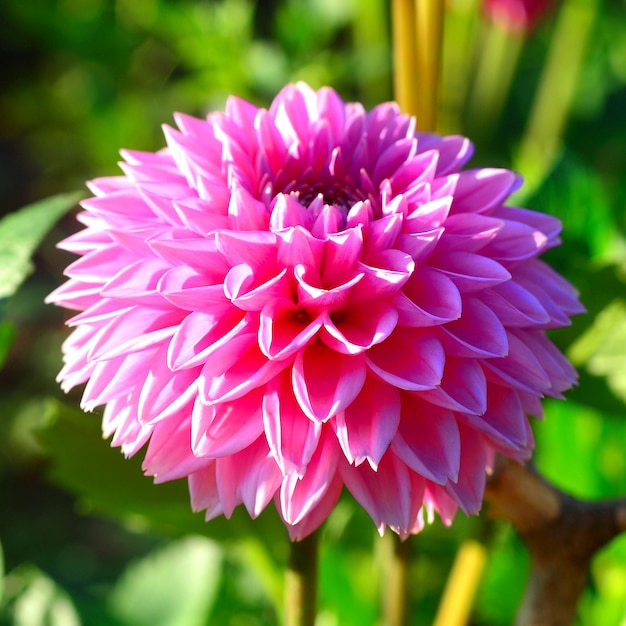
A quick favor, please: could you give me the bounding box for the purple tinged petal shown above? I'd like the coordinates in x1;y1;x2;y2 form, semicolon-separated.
405;196;453;231
424;483;459;526
392;394;460;484
515;260;585;325
450;168;522;215
496;206;563;246
442;424;487;515
388;149;439;193
263;371;322;476
335;376;401;469
192;390;264;458
460;383;531;454
480;281;551;327
365;328;444;390
173;197;230;235
436;213;503;254
395;228;443;264
439;298;509;358
419;357;487;415
511;329;577;397
480;219;549;262
483;331;552;395
373;138;418;184
363;214;403;254
416;134;474;175
395;266;462;327
340;452;412;536
432;252;511;292
292;342;367;422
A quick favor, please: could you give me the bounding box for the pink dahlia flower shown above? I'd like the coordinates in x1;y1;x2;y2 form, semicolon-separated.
48;82;583;540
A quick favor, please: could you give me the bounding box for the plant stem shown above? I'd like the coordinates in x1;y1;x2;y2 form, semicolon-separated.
465;21;524;142
432;539;488;626
414;0;445;131
285;531;319;626
392;0;419;116
514;0;599;197
381;533;412;626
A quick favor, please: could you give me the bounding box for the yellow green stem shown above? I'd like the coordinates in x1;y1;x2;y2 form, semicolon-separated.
466;21;524;141
414;0;445;131
515;0;599;197
285;532;319;626
432;540;488;626
381;533;413;626
392;0;419;116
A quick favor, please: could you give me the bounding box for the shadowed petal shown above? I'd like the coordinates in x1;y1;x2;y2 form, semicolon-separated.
293;342;367;422
335;376;401;469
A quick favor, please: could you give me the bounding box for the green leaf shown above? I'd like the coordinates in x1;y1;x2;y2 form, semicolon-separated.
569;299;626;406
527;153;618;263
0;192;83;299
109;536;222;626
4;565;81;626
0;539;4;608
38;398;288;546
0;320;16;369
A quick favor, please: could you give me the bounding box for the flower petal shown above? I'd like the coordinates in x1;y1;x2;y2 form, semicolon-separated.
335;376;401;469
292;342;367;422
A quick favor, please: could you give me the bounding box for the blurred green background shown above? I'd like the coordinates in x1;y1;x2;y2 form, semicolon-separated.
1;0;626;624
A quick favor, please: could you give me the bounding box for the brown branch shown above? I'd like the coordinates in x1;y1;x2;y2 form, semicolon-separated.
485;457;626;626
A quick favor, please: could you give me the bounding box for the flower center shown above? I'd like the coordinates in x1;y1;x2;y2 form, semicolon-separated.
295;182;355;211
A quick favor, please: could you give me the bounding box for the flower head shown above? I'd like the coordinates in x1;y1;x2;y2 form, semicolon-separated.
48;82;583;540
483;0;556;33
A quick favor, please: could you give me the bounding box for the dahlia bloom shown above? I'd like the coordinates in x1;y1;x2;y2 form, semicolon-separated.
48;82;582;540
483;0;556;33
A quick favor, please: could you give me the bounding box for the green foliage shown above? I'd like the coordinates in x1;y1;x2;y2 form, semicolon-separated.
0;565;81;626
0;0;626;625
109;536;222;626
0;192;82;300
39;399;288;548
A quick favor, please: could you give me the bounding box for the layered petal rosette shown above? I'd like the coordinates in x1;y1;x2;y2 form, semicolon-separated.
48;82;583;539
